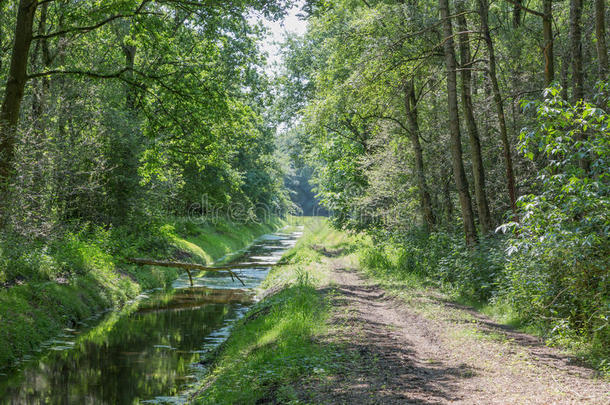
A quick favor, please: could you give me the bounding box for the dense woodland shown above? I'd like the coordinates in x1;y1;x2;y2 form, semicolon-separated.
0;0;294;236
0;0;608;373
276;0;609;366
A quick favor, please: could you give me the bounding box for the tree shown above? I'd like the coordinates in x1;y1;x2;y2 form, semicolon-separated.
595;0;608;79
0;0;291;228
570;0;584;102
0;0;37;227
439;0;477;245
404;80;436;229
456;0;492;234
479;0;518;219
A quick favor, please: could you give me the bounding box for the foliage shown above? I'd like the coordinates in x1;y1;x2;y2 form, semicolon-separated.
276;0;610;372
1;0;292;235
498;85;610;365
359;230;506;303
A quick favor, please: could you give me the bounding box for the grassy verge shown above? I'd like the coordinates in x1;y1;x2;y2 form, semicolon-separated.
194;219;608;404
355;235;610;377
192;217;357;404
0;217;283;370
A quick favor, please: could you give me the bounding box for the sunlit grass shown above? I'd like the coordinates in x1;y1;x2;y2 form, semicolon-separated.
193;217;358;404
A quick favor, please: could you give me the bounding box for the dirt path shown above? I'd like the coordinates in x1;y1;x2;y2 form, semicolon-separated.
304;258;610;404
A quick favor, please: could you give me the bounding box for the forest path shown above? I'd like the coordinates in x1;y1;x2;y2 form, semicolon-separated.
303;256;610;404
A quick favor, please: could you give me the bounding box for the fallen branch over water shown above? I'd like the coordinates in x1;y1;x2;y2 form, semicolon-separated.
126;258;277;286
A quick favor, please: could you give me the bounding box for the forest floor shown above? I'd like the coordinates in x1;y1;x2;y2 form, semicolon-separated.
304;251;610;404
194;219;610;404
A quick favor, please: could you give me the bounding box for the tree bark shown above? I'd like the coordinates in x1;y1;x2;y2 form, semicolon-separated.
122;43;137;109
442;165;454;223
570;0;584;102
0;0;38;227
560;47;570;100
439;0;477;246
456;2;492;234
513;0;522;27
32;2;50;123
404;80;436;230
478;0;518;221
542;0;554;85
569;0;590;171
595;0;608;80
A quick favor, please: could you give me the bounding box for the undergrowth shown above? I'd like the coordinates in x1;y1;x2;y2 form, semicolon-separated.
356;230;609;377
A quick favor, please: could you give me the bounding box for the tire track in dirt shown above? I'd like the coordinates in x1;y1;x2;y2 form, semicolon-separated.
303;259;610;405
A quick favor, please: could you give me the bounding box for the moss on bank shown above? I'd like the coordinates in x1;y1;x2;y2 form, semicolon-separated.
0;217;283;370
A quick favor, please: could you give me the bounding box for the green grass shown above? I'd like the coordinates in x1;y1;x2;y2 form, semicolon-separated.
0;217;284;370
193;217;355;404
354;235;610;378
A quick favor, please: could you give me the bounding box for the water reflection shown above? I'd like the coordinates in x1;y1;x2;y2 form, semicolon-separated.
0;228;301;405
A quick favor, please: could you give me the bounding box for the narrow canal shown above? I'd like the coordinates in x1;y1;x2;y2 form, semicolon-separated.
0;227;303;404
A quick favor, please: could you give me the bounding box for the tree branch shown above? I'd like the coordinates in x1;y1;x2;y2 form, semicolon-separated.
32;0;154;40
502;0;544;17
27;67;129;80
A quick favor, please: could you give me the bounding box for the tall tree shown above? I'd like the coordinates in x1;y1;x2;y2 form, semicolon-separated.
504;0;554;85
404;79;435;229
439;0;477;245
479;0;518;219
456;0;492;234
542;0;554;85
570;0;584;101
594;0;607;80
0;0;37;227
513;0;522;27
0;0;290;228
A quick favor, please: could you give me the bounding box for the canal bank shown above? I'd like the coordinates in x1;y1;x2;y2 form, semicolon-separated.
0;217;285;375
191;217;348;404
0;220;304;404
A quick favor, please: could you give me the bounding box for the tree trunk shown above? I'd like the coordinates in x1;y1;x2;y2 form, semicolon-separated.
560;47;570;100
122;43;137;109
106;38;139;224
0;0;37;227
478;0;518;221
595;0;608;80
404;80;436;230
456;3;492;234
442;166;454;223
570;0;584;102
439;0;477;246
32;2;50;124
569;0;590;172
542;0;554;85
513;0;522;27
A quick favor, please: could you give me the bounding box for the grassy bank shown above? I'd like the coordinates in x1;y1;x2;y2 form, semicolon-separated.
356;234;610;376
192;217;355;404
194;218;608;403
0;217;283;370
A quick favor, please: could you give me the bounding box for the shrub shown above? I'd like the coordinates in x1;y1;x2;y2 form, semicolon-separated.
497;84;609;358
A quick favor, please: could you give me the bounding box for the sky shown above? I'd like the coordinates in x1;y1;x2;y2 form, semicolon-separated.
252;2;308;74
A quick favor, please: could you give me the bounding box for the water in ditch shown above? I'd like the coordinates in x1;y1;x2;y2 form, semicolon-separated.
0;227;302;405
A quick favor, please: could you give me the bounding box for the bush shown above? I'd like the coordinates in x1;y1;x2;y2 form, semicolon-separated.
496;85;609;358
359;229;506;303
